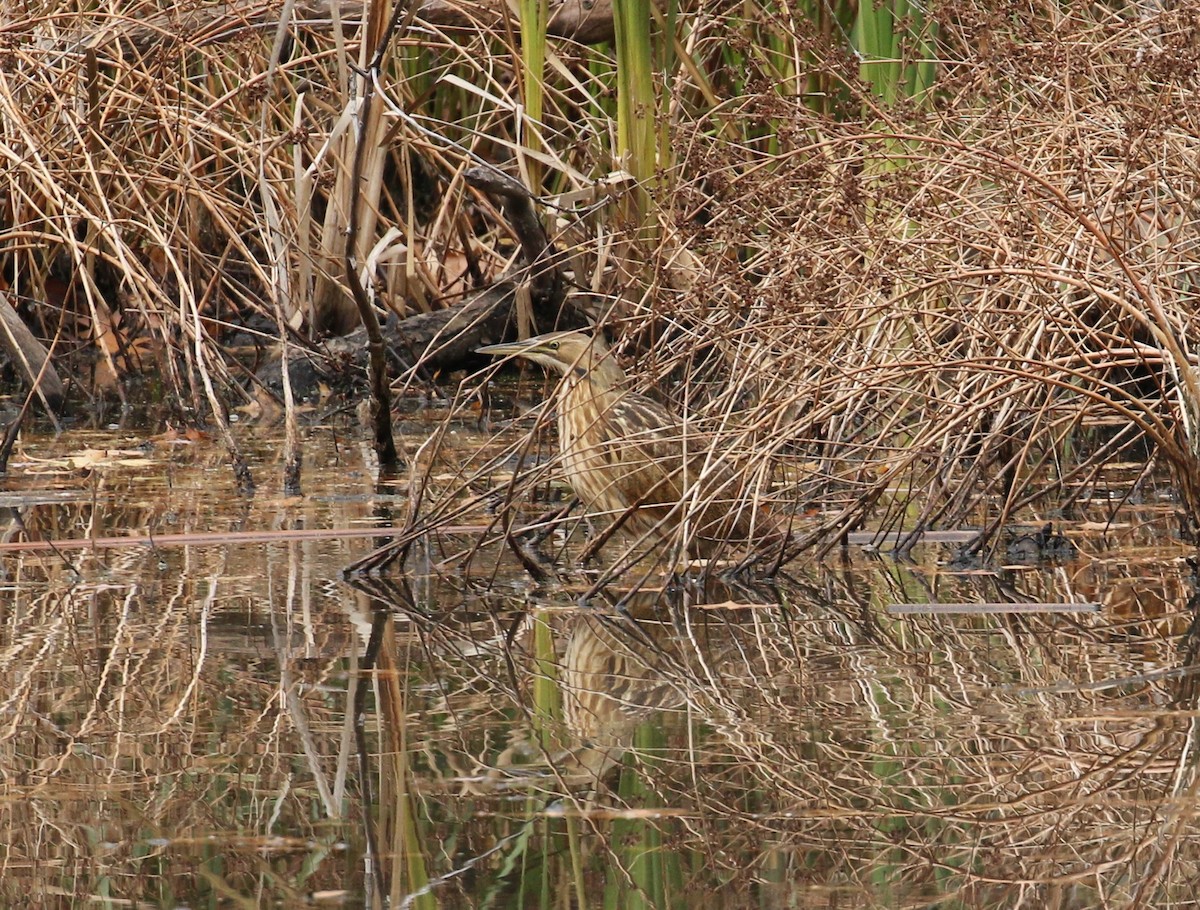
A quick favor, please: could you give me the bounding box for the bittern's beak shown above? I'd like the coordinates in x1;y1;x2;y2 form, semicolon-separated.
476;340;535;357
477;332;598;379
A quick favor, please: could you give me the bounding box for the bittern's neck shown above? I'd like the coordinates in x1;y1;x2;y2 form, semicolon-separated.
568;353;626;391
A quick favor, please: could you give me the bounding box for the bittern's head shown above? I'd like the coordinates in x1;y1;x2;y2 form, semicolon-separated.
477;331;626;389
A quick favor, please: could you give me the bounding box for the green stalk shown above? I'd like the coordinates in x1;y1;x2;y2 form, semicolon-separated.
613;0;657;224
566;812;588;910
657;0;677;179
518;0;548;190
854;0;893;103
398;781;435;910
912;11;939;101
852;0;938;107
531;610;562;750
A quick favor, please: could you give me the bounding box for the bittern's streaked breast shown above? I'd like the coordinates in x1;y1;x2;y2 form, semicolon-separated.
478;331;782;558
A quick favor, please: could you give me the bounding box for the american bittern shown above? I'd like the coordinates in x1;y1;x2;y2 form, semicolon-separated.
478;331;783;560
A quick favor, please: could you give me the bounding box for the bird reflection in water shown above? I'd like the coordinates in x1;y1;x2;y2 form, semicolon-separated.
555;609;685;782
345;574;776;793
552;576;778;785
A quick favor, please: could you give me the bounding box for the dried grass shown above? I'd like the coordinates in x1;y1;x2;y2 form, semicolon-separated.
406;4;1200;570
5;2;1200;560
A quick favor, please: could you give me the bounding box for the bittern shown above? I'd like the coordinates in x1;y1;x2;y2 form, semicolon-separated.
478;331;783;559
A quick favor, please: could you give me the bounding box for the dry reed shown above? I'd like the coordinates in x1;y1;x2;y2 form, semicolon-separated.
401;4;1200;573
5;2;1200;564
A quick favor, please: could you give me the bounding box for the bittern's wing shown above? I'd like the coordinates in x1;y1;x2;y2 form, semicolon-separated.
600;390;780;550
599;391;717;505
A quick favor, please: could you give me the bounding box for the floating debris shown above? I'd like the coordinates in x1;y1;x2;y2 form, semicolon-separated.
888;602;1101;615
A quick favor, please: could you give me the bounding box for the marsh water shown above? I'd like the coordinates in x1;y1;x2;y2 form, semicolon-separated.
3;411;1200;909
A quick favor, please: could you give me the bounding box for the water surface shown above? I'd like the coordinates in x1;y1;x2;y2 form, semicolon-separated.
2;419;1198;908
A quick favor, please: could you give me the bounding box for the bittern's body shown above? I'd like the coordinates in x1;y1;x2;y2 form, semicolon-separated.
479;331;782;559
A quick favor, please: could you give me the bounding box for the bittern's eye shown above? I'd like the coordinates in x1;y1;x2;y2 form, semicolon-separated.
548;341;559;350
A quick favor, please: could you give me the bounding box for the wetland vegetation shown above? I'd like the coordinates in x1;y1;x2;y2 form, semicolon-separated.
4;0;1200;906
